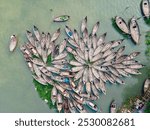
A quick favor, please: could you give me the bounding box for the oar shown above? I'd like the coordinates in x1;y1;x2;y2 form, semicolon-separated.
140;30;150;35
121;6;130;18
137;15;148;20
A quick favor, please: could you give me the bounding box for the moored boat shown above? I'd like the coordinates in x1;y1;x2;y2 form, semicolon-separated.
81;16;87;33
51;87;58;105
56;94;63;112
26;30;35;46
144;78;150;93
114;16;130;34
65;25;74;39
33;25;41;41
85;101;98;112
110;100;117;113
141;0;150;18
129;17;140;44
53;15;70;22
9;35;17;52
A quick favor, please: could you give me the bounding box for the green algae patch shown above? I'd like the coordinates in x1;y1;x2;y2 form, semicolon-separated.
47;55;52;66
33;79;56;109
145;31;150;58
145;31;150;45
117;96;139;113
32;54;56;109
144;101;150;113
144;18;150;25
145;46;150;57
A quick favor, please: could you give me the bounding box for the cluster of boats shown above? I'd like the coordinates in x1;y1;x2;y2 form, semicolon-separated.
19;25;99;113
114;16;140;44
17;15;144;113
114;0;150;45
115;0;150;44
8;1;148;113
66;16;144;98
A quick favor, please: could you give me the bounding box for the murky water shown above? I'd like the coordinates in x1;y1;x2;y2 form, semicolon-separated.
0;0;150;112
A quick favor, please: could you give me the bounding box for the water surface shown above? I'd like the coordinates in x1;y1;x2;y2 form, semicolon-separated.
0;0;149;112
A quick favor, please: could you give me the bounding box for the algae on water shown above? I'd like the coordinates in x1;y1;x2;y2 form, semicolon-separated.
33;79;55;109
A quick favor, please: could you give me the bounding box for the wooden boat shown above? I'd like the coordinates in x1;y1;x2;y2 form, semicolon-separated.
144;78;150;93
68;99;76;113
51;87;58;105
33;25;41;41
81;16;87;33
115;16;130;34
53;15;70;22
63;99;70;113
85;101;98;112
73;101;87;113
26;30;35;46
32;75;47;85
141;0;150;18
110;100;117;113
91;21;100;36
9;35;17;52
65;25;74;39
129;17;140;44
56;94;63;112
50;28;61;42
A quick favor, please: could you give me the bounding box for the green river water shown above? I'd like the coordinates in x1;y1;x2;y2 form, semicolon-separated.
0;0;150;112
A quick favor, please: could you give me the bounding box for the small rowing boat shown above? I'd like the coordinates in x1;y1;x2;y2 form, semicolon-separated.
110;100;117;113
65;25;74;39
114;16;130;34
9;35;17;52
85;101;98;112
33;25;41;41
141;0;150;18
144;78;150;93
129;17;140;44
53;15;70;22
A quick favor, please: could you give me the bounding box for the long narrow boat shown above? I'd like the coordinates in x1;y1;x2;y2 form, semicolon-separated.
56;94;63;112
81;16;87;33
51;87;58;105
144;78;150;93
26;30;35;46
53;15;70;22
9;35;17;52
85;101;98;112
33;25;41;41
129;17;140;44
110;100;117;113
141;0;150;18
114;16;130;34
65;25;74;39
